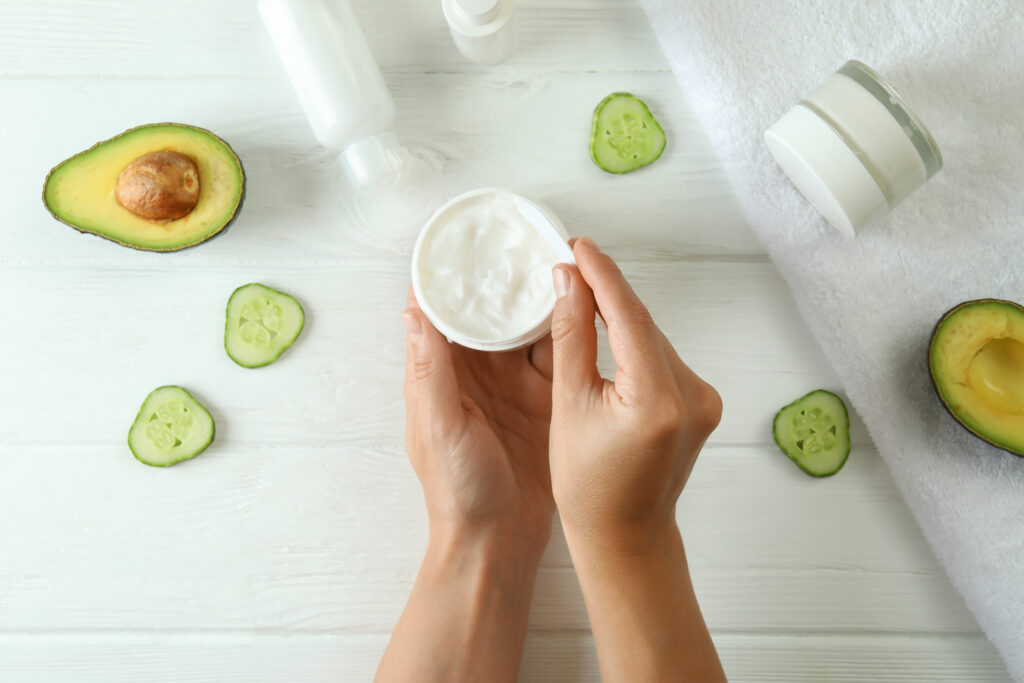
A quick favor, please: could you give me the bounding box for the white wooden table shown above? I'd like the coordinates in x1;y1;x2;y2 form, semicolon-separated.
0;1;1011;681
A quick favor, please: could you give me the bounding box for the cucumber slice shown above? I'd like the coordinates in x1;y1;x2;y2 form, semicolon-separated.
590;92;666;174
128;386;215;467
773;390;851;477
225;283;305;368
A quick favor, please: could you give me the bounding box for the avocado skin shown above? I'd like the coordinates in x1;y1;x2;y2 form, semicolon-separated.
928;298;1024;458
42;122;246;252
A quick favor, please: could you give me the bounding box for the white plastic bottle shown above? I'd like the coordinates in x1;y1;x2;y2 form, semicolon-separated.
258;0;437;227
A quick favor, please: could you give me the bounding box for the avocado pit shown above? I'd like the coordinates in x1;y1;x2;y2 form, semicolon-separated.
115;149;200;222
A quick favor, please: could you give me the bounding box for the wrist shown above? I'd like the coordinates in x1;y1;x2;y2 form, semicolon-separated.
429;509;552;564
426;521;546;588
560;512;682;567
418;524;543;656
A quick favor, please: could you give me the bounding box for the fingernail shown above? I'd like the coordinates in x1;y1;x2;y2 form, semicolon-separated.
402;311;423;340
552;267;570;299
577;236;600;252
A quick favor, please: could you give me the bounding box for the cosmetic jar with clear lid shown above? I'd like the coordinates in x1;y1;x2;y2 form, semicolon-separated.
765;60;943;237
411;188;574;352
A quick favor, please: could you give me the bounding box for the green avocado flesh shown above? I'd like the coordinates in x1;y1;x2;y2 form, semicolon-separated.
590;92;666;174
773;390;851;477
128;386;215;467
43;123;245;252
929;299;1024;457
225;283;305;368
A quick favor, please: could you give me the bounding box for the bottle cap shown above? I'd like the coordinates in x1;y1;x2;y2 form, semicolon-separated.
339;132;403;188
454;0;501;24
341;138;441;241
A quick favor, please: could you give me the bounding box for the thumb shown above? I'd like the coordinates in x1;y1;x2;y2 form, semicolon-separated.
550;264;601;406
402;308;463;427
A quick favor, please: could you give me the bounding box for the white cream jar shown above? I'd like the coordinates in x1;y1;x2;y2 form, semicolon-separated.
411;188;573;352
765;60;943;237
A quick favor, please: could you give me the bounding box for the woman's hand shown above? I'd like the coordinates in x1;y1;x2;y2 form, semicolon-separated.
401;286;555;551
376;288;555;683
548;237;726;682
549;237;722;543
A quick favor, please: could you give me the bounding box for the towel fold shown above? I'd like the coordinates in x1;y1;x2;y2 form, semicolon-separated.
637;0;1024;678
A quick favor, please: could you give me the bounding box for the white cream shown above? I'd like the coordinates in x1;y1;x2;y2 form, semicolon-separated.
415;192;561;345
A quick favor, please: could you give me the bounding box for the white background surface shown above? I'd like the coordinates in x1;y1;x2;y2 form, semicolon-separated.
0;0;1010;681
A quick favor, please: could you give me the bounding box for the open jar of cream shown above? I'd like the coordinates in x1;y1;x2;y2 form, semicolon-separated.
765;60;943;237
411;188;574;352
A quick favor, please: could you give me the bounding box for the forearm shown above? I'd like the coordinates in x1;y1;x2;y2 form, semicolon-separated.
563;519;726;683
375;526;543;683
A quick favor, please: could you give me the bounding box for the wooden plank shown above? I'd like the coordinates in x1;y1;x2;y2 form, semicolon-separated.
0;261;860;448
2;72;755;265
0;632;1008;682
0;0;667;76
0;442;978;633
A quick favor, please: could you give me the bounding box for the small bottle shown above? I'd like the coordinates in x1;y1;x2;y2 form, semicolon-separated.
442;0;516;66
258;0;438;229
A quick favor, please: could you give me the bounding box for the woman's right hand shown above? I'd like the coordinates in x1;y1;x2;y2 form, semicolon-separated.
548;237;722;544
548;236;726;682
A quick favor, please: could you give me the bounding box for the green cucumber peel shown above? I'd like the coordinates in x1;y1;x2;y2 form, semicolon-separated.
225;283;305;368
773;389;851;477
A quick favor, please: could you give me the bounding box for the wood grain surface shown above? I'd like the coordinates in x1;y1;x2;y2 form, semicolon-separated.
0;0;1009;681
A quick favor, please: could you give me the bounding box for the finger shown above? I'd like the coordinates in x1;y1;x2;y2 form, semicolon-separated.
572;238;673;400
550;263;602;406
402;307;464;430
528;333;554;381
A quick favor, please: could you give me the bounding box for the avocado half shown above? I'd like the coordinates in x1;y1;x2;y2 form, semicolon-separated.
42;123;245;252
929;299;1024;457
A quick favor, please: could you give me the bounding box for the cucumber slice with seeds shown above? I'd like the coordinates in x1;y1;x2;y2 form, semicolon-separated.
773;390;851;477
225;283;305;368
128;386;214;467
590;92;666;174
